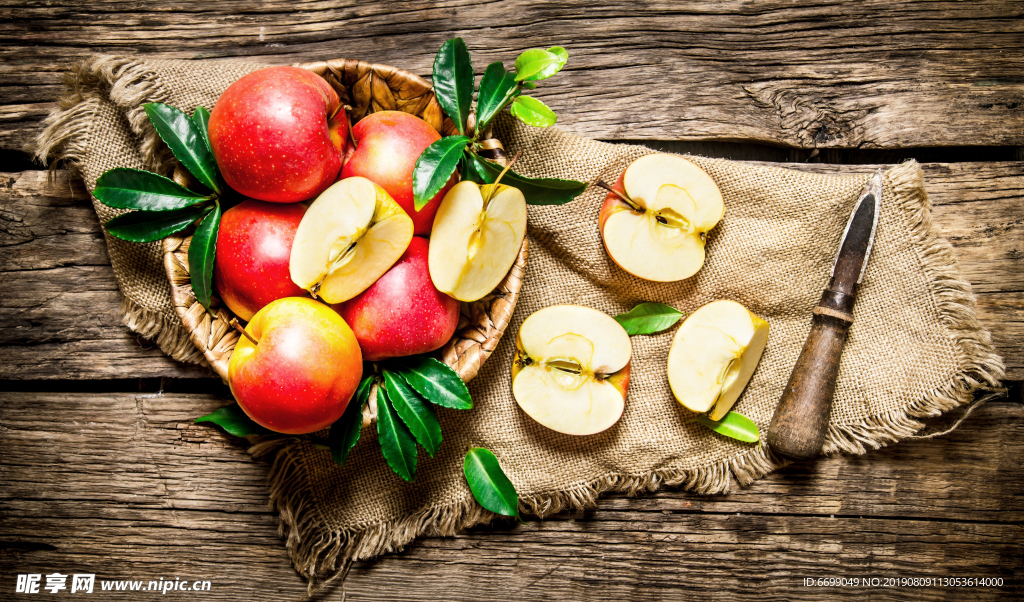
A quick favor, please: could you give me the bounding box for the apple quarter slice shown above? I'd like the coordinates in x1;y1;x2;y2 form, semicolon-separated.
511;305;632;436
600;154;724;282
429;181;527;302
289;177;413;304
667;300;769;421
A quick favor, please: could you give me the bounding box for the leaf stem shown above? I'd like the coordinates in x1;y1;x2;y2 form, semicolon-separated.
472;82;525;143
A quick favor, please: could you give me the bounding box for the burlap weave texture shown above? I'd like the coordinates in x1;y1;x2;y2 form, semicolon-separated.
35;56;1004;580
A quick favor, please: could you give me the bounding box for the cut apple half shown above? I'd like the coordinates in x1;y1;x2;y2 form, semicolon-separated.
600;153;724;282
511;305;632;436
429;181;527;302
289;176;414;304
667;299;769;421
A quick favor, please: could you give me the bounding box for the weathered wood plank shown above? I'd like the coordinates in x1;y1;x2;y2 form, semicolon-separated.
1;391;1021;600
3;0;1023;152
3;161;1020;380
0;170;210;379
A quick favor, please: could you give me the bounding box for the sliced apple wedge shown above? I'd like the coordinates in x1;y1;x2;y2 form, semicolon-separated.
667;300;769;420
511;305;632;436
600;153;724;281
429;181;527;302
289;176;413;304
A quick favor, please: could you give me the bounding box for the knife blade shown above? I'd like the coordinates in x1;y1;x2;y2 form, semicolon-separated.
766;170;883;460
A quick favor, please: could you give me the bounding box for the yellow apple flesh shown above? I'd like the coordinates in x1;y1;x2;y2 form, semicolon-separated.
600;154;724;281
289;176;413;304
429;181;527;302
667;299;769;420
511;305;632;436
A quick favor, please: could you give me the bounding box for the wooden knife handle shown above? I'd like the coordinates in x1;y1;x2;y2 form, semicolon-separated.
767;292;855;460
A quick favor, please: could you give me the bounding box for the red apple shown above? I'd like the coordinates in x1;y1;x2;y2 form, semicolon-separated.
214;199;308;321
599;154;724;282
335;237;459;361
209;66;347;203
341;111;456;235
228;297;363;435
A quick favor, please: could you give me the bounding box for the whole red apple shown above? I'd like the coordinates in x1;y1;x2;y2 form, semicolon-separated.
209;66;347;203
214;199;308;321
341;111;456;235
228;297;363;435
335;237;459;361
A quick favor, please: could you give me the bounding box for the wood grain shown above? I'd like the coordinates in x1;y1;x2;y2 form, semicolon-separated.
1;390;1020;600
3;161;1020;380
2;0;1023;153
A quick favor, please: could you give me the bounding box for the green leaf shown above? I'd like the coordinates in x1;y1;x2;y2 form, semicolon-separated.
432;38;474;135
695;412;760;443
104;204;209;243
465;153;587;206
192;106;213;153
475;62;520;131
144;102;221;194
383;370;442;457
463;447;519;519
188;201;221;312
514;47;568;82
195;404;271;436
376;384;418;481
94;167;210;211
395;356;472;410
329;376;372;466
548;46;568;63
613;302;685;335
510;96;557;127
413;135;469;210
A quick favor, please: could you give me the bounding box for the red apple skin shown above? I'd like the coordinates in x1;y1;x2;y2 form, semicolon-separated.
335;237;459;361
209;66;347;203
599;171;642;273
598;171;631;232
228;297;363;435
214;199;308;321
341;111;456;235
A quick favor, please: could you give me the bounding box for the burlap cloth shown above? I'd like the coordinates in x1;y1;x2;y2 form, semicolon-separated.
35;57;1005;584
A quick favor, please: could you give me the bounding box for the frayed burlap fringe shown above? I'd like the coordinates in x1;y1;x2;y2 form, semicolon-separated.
33;56;174;178
248;160;1006;587
251;436;783;588
33;57;203;367
119;297;207;366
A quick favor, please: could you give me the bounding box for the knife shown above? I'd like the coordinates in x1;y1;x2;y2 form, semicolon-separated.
766;170;883;460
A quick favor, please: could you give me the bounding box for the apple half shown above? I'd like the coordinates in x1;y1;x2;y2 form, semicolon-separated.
600;154;724;281
511;305;632;436
289;176;414;304
429;181;527;302
667;300;769;421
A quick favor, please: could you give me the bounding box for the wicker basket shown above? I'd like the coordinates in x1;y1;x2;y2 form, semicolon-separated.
162;59;529;421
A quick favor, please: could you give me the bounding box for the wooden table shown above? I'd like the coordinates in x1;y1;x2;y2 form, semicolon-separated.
2;2;1022;599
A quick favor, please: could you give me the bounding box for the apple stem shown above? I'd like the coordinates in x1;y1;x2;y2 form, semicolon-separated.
343;105;357;149
484;152;523;206
596;180;643;213
593;180;638;212
229;318;258;346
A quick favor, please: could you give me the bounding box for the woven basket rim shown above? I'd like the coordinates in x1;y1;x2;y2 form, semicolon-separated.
161;58;528;424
